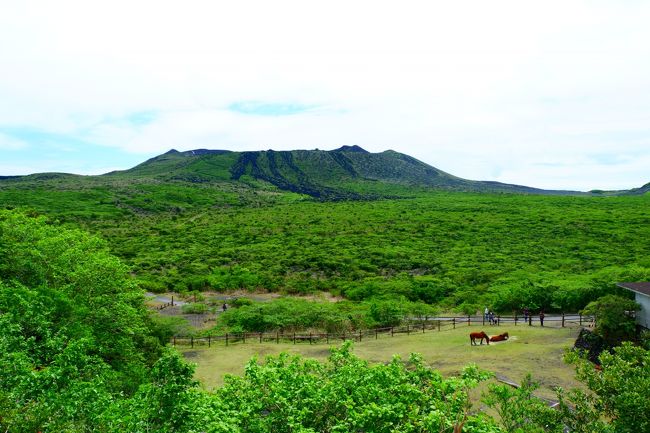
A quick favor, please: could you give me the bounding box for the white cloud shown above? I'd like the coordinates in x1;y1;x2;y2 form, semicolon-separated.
0;133;28;150
1;1;650;189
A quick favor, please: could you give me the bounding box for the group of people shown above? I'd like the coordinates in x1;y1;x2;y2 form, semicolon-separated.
522;307;545;325
483;308;499;325
483;307;546;326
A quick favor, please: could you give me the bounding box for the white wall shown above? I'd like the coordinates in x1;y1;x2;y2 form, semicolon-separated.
635;293;650;329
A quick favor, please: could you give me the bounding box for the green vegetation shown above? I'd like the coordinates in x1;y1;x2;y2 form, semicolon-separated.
2;210;649;432
2;169;650;314
483;375;562;433
582;295;640;345
558;343;650;433
2;148;649;315
212;343;499;432
217;297;436;334
0;210;168;431
181;302;210;314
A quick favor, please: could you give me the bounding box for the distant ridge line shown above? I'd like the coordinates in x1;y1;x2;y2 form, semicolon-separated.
1;146;648;198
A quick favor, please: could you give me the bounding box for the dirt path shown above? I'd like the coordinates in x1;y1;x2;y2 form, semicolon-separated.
145;292;187;306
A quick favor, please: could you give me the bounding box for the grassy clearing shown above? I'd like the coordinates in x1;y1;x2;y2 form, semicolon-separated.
179;325;582;399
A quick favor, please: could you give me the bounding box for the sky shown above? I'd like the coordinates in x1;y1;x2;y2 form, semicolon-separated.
1;1;650;191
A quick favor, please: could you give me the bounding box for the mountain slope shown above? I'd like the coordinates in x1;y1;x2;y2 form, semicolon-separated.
105;146;586;199
3;146;646;202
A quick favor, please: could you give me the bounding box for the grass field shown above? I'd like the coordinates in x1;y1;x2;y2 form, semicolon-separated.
179;324;583;400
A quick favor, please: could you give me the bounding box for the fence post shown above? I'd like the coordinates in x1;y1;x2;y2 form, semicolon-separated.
173;336;176;346
343;331;346;341
497;315;500;326
391;327;394;337
422;323;425;333
259;332;262;343
453;318;456;329
276;331;279;344
327;333;329;344
529;315;532;326
579;313;582;326
293;332;296;344
309;332;312;345
438;320;441;331
375;329;378;339
407;324;410;335
243;332;246;344
226;333;229;346
482;314;485;326
358;330;362;342
171;296;174;307
191;336;193;348
562;312;565;328
208;335;211;348
468;315;471;326
514;313;517;326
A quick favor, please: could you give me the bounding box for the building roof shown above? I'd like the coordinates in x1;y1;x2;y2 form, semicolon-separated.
617;282;650;297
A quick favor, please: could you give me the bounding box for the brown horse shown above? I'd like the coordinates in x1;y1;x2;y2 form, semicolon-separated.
489;332;509;342
470;331;490;345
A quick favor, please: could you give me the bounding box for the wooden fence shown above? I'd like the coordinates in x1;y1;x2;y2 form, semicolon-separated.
171;313;593;348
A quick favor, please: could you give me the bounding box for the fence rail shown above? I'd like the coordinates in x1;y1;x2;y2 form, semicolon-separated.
171;313;594;349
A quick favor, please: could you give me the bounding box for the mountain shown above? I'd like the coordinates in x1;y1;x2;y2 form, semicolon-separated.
623;182;650;195
2;146;646;201
101;146;586;199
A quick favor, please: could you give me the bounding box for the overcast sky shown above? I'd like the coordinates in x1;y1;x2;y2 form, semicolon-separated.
1;1;649;191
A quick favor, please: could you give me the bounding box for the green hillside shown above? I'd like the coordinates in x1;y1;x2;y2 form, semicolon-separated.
103;146;587;198
1;147;649;312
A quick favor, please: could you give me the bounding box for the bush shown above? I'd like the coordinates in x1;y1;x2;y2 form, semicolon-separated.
230;297;253;308
582;294;640;345
181;303;208;314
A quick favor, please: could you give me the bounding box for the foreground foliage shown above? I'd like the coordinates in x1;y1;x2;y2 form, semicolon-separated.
0;211;167;431
561;343;650;433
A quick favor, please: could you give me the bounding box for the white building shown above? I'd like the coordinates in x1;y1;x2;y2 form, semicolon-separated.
617;282;650;329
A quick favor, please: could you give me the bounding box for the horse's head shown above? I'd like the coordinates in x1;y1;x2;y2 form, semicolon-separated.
503;332;509;340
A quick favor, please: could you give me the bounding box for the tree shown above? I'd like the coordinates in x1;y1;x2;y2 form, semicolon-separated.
560;343;650;433
483;375;563;433
0;211;169;431
582;295;640;345
212;342;500;432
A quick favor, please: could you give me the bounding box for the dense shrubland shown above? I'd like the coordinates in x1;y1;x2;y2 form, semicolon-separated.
3;186;649;313
1;210;649;432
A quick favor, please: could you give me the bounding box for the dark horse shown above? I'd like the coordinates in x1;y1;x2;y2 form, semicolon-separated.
489;332;509;342
470;331;490;345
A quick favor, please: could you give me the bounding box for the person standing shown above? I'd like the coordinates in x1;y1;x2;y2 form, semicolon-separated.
539;310;545;327
484;307;489;322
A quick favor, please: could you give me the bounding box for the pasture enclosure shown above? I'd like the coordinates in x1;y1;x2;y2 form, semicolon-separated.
180;324;584;400
171;313;592;348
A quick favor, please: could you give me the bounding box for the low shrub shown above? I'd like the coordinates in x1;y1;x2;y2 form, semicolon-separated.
181;303;208;314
